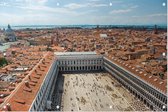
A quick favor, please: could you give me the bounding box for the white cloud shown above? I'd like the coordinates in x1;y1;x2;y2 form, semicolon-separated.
0;1;100;25
64;3;108;10
36;0;48;4
64;3;86;9
0;12;64;25
12;1;78;15
88;0;100;2
18;0;48;5
110;5;138;14
130;5;138;9
0;2;10;6
3;1;98;15
110;9;131;14
93;4;108;7
132;13;167;18
0;1;166;25
148;13;167;17
16;5;75;14
130;13;167;25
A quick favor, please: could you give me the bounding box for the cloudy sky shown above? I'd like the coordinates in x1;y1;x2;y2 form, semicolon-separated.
0;0;167;25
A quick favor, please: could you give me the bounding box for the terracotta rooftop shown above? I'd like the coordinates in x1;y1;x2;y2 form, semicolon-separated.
0;28;166;110
109;56;167;94
0;52;54;111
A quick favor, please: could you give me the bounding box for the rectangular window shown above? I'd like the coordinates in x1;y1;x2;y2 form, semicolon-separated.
35;100;38;108
34;105;36;110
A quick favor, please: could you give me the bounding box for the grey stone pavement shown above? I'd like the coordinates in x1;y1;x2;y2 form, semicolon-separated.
59;73;150;111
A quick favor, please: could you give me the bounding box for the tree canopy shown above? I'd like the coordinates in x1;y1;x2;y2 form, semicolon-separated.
0;57;8;67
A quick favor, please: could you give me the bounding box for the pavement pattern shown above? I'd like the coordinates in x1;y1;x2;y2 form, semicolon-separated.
60;72;150;111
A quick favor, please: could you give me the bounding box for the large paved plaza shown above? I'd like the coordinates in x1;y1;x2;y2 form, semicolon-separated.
59;72;150;111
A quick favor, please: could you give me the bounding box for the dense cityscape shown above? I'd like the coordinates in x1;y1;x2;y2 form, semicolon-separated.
0;0;167;111
0;24;167;111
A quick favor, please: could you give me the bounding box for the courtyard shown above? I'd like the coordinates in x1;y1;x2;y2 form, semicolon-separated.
59;72;150;111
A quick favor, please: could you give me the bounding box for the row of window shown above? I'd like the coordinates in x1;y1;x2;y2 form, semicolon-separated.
118;64;166;104
104;62;166;111
106;66;149;100
104;58;167;104
58;59;103;65
59;65;102;71
122;72;164;110
31;61;59;111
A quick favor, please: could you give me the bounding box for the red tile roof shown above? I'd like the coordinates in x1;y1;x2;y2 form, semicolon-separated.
0;52;54;111
110;56;167;94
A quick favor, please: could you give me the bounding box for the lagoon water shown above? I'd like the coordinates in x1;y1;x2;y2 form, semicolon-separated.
0;25;167;30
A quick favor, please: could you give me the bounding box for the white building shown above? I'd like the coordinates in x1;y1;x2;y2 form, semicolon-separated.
29;52;167;111
100;34;108;38
55;52;104;72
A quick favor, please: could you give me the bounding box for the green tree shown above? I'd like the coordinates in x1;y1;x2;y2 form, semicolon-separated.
159;72;164;80
46;47;53;51
0;58;8;67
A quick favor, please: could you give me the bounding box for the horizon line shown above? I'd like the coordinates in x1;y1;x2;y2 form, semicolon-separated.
0;24;167;27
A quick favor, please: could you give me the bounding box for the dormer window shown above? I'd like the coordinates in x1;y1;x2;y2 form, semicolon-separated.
154;79;157;81
159;82;163;84
149;76;152;78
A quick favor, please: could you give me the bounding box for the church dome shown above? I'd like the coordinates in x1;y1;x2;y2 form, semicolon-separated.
5;24;13;33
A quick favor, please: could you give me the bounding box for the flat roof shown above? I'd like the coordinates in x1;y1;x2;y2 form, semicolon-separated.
54;52;97;56
100;34;108;38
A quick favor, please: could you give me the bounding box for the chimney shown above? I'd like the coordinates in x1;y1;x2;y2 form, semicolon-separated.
24;81;29;88
6;103;11;111
28;75;31;80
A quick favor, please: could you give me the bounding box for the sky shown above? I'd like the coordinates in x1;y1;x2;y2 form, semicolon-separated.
0;0;167;25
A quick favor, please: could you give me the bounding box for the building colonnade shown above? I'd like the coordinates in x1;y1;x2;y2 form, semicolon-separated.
103;57;167;111
57;58;103;72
